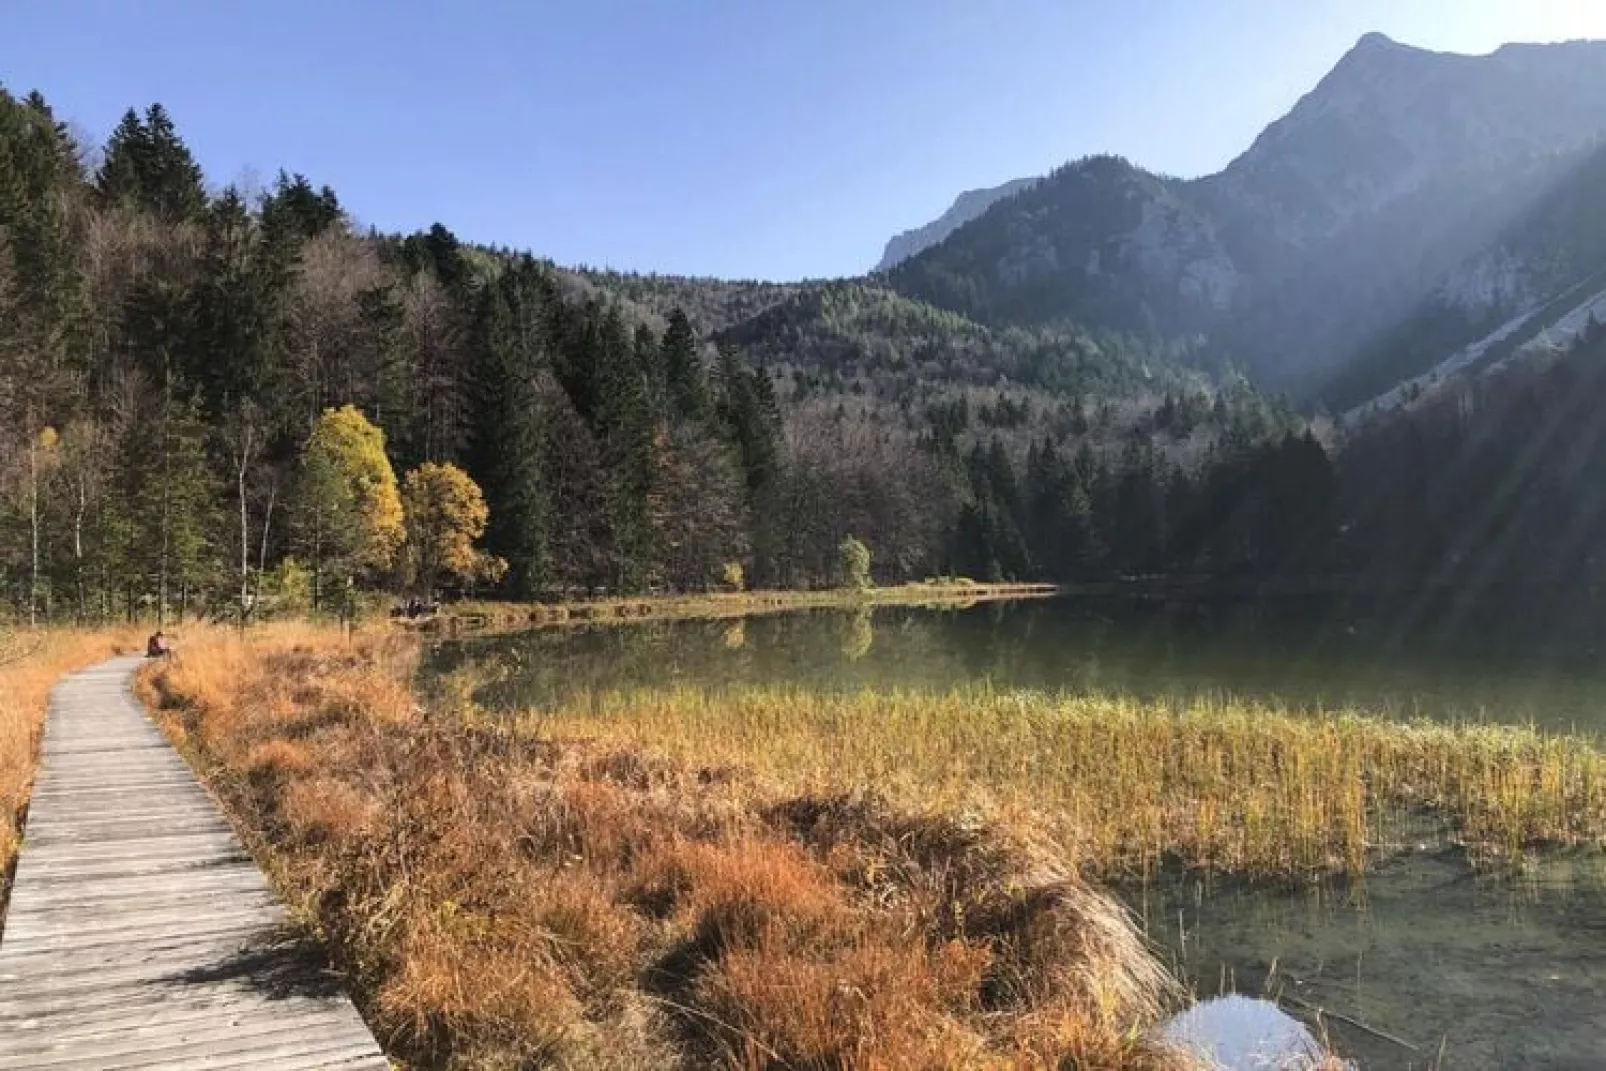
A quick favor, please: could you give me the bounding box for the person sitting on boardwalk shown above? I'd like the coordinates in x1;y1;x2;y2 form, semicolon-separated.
145;630;170;658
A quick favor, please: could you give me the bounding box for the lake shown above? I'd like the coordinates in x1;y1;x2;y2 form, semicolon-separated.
424;595;1606;1068
426;594;1606;731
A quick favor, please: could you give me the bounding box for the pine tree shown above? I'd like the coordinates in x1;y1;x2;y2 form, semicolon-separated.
594;305;654;589
466;262;551;597
97;104;205;222
661;308;710;423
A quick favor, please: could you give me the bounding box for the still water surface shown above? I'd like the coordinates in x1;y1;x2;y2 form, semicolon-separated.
430;596;1606;730
426;597;1606;1068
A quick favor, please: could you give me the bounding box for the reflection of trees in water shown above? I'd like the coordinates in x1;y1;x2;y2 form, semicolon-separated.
419;597;1606;731
840;608;875;662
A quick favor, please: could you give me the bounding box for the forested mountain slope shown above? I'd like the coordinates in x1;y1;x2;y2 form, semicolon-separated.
0;85;1327;622
1327;137;1606;414
887;156;1234;340
1339;317;1606;601
882;35;1606;399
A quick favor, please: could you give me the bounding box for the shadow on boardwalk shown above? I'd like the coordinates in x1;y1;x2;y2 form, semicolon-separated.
158;924;351;1002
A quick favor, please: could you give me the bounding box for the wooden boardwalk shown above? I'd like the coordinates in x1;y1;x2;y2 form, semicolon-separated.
0;656;389;1069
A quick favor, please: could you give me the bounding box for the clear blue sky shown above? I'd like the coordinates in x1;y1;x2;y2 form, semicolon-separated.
7;1;1606;280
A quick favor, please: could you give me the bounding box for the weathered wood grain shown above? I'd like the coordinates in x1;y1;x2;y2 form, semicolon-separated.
0;656;390;1069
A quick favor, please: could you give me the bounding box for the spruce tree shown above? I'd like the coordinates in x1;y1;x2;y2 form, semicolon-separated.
117;390;220;623
661;308;710;423
0;88;88;367
191;188;279;414
466;262;551;597
594;305;653;589
260;171;341;243
95;108;149;208
140;103;206;222
715;343;781;499
98;104;205;222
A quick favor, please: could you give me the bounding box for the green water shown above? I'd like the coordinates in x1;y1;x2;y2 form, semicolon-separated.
425;596;1606;1068
1142;849;1606;1067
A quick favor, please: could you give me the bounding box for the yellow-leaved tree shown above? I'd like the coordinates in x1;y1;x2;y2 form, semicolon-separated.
294;405;405;608
401;462;506;596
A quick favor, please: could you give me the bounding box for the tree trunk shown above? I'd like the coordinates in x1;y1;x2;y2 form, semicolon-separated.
73;477;86;623
27;430;39;628
158;360;173;627
236;420;254;617
312;516;322;612
257;481;276;603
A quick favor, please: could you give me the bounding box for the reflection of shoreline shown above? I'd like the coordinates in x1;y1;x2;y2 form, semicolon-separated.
427;582;1061;635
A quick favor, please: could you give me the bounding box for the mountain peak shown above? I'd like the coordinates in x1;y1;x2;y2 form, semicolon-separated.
874;177;1037;272
1337;31;1431;67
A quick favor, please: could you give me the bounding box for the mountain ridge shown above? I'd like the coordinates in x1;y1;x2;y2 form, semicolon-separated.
874;177;1038;271
880;33;1606;398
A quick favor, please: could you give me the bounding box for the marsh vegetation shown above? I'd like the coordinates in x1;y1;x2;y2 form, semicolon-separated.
114;595;1606;1066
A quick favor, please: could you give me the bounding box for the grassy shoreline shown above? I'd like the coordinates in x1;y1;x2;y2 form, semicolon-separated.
11;617;1600;1066
128;623;1606;1066
427;581;1060;633
140;624;1204;1068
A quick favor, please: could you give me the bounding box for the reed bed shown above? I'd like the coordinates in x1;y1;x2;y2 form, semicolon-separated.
142;625;1199;1069
0;626;143;915
525;686;1606;878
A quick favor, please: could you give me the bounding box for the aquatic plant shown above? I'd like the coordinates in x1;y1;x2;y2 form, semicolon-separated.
519;686;1606;879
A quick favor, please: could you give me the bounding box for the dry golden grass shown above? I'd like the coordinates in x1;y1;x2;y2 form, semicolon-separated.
0;626;143;913
142;625;1197;1070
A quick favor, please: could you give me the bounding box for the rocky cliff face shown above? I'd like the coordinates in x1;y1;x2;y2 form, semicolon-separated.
1325;134;1606;416
1204;35;1606;245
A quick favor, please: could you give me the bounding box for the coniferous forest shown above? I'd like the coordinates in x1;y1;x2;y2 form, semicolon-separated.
12;86;1596;625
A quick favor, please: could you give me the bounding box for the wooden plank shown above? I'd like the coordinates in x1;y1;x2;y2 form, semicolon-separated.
0;657;389;1069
